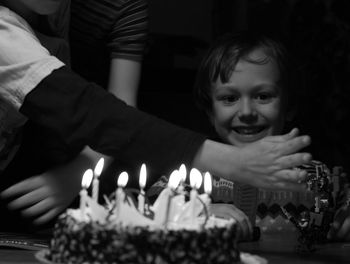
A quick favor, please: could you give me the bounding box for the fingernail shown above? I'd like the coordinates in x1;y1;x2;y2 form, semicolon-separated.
302;136;311;144
303;154;312;162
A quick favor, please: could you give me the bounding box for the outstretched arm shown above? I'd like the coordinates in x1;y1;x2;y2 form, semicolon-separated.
20;67;310;191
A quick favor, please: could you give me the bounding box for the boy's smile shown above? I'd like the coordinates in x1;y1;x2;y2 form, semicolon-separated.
231;125;269;143
210;48;286;147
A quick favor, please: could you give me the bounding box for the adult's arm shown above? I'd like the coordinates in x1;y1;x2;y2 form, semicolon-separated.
20;67;311;191
20;67;206;183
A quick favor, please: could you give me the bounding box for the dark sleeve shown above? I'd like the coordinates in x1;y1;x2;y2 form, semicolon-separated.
19;67;206;181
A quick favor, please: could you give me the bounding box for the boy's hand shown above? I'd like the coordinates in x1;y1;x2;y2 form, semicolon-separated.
0;165;82;226
209;203;252;241
327;205;350;241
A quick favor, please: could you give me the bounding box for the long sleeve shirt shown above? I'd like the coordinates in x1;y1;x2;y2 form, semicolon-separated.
20;66;206;183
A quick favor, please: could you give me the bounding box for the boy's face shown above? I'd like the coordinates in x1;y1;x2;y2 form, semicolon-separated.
210;48;286;148
18;0;63;15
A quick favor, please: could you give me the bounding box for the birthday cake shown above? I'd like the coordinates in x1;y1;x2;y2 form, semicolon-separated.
41;166;254;264
47;210;239;264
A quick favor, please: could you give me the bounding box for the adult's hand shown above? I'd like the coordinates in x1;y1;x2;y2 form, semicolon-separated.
0;147;108;225
0;164;82;225
193;128;312;192
236;128;311;190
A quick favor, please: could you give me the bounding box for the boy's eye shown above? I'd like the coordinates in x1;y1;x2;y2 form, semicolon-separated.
218;95;239;104
254;92;276;103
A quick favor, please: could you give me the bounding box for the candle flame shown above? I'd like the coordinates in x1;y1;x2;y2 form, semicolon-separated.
82;169;93;189
117;171;129;187
190;168;202;189
94;157;105;178
179;164;187;182
139;163;147;189
204;171;212;194
168;170;181;189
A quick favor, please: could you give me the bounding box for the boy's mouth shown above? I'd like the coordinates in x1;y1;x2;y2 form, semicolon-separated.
232;126;266;135
229;125;270;144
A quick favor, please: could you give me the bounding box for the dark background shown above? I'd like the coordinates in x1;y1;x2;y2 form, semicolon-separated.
138;0;350;174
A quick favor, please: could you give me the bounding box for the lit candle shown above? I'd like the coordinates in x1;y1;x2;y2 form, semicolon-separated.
178;164;187;192
203;171;212;204
168;169;182;190
164;170;181;225
92;158;104;202
80;169;93;218
115;171;129;217
153;169;181;226
189;168;203;224
138;163;147;214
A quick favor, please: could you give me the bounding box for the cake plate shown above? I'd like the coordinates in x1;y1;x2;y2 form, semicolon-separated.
36;249;268;264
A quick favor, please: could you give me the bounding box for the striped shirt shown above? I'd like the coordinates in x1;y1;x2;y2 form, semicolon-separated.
70;0;148;87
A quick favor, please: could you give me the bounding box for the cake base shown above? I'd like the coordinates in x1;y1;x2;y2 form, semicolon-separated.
36;249;268;264
46;213;242;264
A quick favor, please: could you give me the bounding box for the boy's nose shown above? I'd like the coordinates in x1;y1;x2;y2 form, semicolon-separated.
238;99;257;123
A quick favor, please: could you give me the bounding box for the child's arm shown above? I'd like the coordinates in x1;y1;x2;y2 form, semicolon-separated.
0;147;111;225
105;0;147;107
108;58;141;107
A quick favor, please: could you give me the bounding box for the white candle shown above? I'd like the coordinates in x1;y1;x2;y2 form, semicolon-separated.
115;171;129;217
138;163;147;214
92;158;104;202
152;169;181;226
189;168;203;224
178;164;187;192
164;170;181;226
203;171;212;204
80;169;93;218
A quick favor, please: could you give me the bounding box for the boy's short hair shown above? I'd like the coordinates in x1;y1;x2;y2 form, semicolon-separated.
194;31;297;114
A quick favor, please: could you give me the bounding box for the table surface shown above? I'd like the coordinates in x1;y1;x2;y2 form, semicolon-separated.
240;231;350;264
0;231;349;263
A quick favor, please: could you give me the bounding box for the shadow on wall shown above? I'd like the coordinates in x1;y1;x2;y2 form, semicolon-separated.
138;33;214;136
